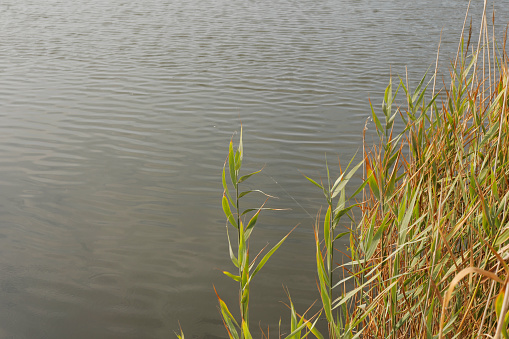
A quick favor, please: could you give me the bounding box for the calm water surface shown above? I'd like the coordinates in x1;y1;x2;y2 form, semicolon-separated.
0;0;507;338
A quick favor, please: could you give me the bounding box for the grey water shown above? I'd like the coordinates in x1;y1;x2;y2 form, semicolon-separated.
0;0;507;338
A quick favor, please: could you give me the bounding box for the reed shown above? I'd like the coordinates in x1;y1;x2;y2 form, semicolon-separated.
315;2;509;337
217;126;318;339
178;1;509;338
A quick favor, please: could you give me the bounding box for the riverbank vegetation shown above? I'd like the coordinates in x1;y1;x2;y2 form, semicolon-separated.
178;2;509;338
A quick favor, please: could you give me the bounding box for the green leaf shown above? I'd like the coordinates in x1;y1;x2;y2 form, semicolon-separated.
222;164;233;204
305;315;324;339
238;221;246;268
238;168;263;184
426;299;435;339
345;160;363;182
222;195;238;228
333;205;356;223
324;206;331;253
251;228;294;280
234;150;241;171
399;184;421;245
305;175;323;190
229;140;237;186
226;226;239;267
365;215;390;260
367;171;380;200
350;179;369;200
315;235;332;322
241;320;252;339
503;310;509;339
331;172;346;198
239;126;243;162
334;231;349;241
479;121;499;148
241;207;288;217
245;209;260;239
236;127;243;171
371;103;384;136
318;270;332;322
238;189;275;199
215;290;240;338
282;320;314;339
241;283;249;303
223;271;241;282
496;289;505;320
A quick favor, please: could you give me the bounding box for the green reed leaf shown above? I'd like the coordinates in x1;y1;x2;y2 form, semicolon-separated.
238;221;246;269
426;298;435;339
331;172;346;198
215;287;240;337
334;231;349;241
251;227;294;280
349;179;369;200
496;289;505;320
282;319;315;339
241;283;249;303
222;164;233;204
399;183;421;245
245;209;260;239
371;102;384;136
226;226;239;268
305;175;323;191
241;207;287;216
234;150;241;171
306;315;324;339
222;195;238;228
228;140;237;186
318;275;332;323
238;189;275;199
223;271;241;282
324;206;331;253
239;126;243;164
366;214;390;261
238;168;263;184
366;170;380;200
332;160;363;200
241;320;252;339
333;205;355;225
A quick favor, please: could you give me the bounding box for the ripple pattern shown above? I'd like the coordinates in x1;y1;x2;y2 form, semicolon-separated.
0;0;507;338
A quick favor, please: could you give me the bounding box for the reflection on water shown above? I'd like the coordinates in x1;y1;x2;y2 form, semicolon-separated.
0;0;507;337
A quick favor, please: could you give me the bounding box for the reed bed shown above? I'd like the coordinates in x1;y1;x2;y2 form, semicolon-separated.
178;1;509;338
327;2;509;337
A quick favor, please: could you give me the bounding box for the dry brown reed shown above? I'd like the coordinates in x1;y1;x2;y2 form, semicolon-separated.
326;1;509;337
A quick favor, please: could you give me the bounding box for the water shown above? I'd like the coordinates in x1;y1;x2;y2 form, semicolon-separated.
0;0;507;338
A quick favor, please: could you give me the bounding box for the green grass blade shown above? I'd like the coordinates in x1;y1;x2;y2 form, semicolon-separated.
228;140;237;186
223;271;241;282
251;227;295;280
226;226;239;267
324;206;331;253
223;163;233;204
238;168;263;184
305;175;324;190
222;195;238;228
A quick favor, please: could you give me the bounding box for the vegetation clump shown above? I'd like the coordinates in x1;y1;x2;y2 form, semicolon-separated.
179;2;509;338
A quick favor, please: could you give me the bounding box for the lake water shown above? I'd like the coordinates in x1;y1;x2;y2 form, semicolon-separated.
0;0;507;338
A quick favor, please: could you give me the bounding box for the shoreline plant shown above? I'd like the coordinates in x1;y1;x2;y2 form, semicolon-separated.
329;2;509;336
217;127;318;339
178;1;509;338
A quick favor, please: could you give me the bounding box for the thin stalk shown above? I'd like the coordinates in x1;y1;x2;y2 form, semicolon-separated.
236;183;244;328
